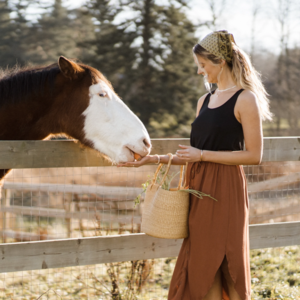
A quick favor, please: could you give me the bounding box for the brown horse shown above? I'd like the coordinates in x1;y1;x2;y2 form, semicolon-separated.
0;56;151;180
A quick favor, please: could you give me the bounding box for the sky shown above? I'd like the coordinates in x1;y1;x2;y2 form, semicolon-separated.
185;0;299;55
26;0;300;55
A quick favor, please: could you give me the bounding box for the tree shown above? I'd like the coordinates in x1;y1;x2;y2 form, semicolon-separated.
84;0;204;137
250;0;260;61
27;0;79;65
83;0;137;84
203;0;229;30
0;0;31;67
270;0;299;135
147;3;202;136
0;0;14;67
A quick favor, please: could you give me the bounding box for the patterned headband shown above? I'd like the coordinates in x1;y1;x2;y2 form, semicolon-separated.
198;30;236;63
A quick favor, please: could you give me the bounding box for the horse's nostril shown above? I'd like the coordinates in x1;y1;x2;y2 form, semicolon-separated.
143;138;151;149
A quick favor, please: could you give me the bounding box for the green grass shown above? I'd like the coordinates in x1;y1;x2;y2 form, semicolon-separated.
250;246;300;299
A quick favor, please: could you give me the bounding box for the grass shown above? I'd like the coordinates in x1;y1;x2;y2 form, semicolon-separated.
250;246;300;299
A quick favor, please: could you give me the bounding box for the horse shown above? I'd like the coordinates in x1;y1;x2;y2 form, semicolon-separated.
0;56;151;180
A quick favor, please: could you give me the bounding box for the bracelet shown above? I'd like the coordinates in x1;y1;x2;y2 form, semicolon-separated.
154;154;160;164
200;149;203;162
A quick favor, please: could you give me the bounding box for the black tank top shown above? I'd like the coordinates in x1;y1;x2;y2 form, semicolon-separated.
190;89;244;151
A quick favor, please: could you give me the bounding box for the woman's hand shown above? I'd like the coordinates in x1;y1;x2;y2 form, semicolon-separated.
175;145;202;162
117;155;155;168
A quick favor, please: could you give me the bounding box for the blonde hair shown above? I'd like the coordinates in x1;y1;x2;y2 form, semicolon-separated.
193;43;272;121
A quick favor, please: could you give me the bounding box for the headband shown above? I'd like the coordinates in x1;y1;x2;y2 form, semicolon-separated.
198;30;236;63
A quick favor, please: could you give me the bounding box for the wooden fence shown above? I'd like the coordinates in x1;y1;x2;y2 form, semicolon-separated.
0;137;300;274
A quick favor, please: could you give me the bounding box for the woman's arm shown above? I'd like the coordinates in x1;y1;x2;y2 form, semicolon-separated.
176;90;263;166
117;153;187;168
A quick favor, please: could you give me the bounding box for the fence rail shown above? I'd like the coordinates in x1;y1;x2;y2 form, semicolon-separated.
0;137;300;169
0;137;300;274
0;221;299;274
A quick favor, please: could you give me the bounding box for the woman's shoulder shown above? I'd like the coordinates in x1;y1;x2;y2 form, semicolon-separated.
196;92;210;116
198;92;209;103
239;89;257;100
236;89;260;116
237;89;259;107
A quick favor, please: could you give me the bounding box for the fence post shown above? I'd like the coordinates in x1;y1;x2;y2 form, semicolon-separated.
1;188;10;243
0;186;3;233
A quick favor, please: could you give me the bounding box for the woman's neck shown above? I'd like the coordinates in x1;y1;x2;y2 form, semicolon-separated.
217;68;236;90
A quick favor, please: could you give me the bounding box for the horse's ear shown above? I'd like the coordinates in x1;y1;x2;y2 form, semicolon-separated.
58;56;84;80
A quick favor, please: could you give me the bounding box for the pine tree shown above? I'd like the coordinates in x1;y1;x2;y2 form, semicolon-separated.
148;3;203;137
70;6;96;62
0;0;30;67
122;0;204;136
28;0;79;65
84;0;204;136
0;0;14;67
83;0;137;86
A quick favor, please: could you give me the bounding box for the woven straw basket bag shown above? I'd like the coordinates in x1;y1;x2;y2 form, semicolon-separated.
141;153;190;239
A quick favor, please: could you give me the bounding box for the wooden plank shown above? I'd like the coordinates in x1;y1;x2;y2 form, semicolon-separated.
0;188;3;231
248;172;300;194
0;222;299;273
0;140;111;169
250;203;300;224
0;205;142;223
1;189;10;242
0;137;299;169
0;139;190;169
262;137;300;162
0;233;182;273
2;182;143;200
249;221;300;249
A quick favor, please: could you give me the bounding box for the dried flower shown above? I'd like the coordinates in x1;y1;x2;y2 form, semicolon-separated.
134;165;217;206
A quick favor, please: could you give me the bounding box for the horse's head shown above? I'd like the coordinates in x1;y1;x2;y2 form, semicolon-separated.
57;57;151;163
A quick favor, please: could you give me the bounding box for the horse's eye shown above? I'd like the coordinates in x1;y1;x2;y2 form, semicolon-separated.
98;92;107;97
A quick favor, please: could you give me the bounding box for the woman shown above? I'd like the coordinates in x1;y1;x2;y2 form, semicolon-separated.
118;30;272;300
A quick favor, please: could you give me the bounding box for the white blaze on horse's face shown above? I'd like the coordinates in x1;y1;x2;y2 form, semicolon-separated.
83;81;151;163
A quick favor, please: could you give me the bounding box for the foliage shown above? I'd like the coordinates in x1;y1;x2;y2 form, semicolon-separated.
263;47;300;136
0;0;31;67
134;176;152;207
134;164;217;206
28;0;82;65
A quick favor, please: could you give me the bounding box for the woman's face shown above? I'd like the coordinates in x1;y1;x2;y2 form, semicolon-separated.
193;54;222;84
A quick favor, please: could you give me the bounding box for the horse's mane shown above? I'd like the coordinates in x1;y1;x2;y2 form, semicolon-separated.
0;63;60;108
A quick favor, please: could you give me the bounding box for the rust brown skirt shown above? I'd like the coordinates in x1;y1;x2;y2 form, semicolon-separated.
168;161;251;300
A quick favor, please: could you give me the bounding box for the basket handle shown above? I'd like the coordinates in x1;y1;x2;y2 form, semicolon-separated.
181;162;189;189
168;162;188;191
177;164;185;189
151;153;173;187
